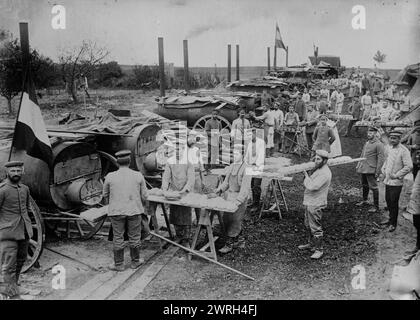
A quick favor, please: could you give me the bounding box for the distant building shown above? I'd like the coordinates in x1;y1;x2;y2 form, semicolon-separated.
309;55;341;68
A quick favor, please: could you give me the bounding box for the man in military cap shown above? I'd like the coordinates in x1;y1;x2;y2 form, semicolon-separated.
355;126;385;213
103;150;149;271
0;161;33;299
380;130;413;232
298;149;332;260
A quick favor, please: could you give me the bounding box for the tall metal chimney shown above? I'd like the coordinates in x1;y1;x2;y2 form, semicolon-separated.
158;37;165;97
227;44;231;83
183;40;189;92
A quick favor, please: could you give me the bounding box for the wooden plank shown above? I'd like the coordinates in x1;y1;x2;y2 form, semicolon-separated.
86;249;158;300
86;269;137;300
64;272;114;300
115;246;179;300
80;206;108;223
199;236;219;252
147;193;238;213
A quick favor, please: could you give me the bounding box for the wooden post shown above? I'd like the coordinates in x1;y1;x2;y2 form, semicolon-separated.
267;47;271;71
158;37;165;97
19;22;37;100
19;23;30;69
227;44;231;83
9;22;33;161
183;39;189;92
235;44;239;81
286;46;289;67
273;46;277;70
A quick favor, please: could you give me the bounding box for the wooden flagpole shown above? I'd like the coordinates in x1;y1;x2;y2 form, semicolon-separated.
8;22;30;161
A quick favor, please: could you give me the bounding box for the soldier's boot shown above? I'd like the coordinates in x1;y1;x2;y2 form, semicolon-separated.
180;226;191;249
298;234;312;251
368;189;380;213
130;247;145;269
251;189;261;212
108;249;125;272
234;234;246;249
310;237;324;260
15;265;41;296
219;237;234;254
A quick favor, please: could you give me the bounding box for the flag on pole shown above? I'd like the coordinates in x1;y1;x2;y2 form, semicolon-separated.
275;23;286;50
10;85;53;168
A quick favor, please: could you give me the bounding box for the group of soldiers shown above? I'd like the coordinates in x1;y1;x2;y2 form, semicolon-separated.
354;120;420;253
1;70;418;299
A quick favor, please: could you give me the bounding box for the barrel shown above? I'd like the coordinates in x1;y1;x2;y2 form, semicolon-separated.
0;141;104;210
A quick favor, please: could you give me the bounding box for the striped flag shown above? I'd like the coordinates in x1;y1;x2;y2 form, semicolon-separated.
10;87;53;168
275;23;286;50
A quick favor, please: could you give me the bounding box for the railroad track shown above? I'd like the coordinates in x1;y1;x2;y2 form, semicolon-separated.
57;241;179;300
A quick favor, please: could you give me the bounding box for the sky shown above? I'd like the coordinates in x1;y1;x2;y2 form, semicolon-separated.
0;0;419;69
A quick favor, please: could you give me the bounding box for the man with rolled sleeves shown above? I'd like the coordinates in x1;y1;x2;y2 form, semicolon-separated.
103;150;149;271
356;126;385;213
298;149;332;260
380;131;413;232
0;161;33;299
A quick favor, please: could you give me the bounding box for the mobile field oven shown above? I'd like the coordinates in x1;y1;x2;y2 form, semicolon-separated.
0;114;162;272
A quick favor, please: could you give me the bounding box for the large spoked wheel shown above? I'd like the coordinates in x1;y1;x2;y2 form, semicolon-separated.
193;114;232;134
193;115;232;166
44;210;107;241
22;197;45;273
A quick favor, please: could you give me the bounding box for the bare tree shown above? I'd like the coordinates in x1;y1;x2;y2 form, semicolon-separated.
373;50;386;67
58;40;109;103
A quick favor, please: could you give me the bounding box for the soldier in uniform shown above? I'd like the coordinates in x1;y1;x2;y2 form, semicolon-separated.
215;146;252;253
162;143;195;247
298;150;332;260
103;150;149;271
0;161;33;299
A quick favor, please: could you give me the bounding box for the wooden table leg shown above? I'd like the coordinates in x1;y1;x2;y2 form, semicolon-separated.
150;204;162;251
161;204;174;239
191;210;218;261
277;180;289;212
189;219;202;261
272;180;282;220
205;224;218;261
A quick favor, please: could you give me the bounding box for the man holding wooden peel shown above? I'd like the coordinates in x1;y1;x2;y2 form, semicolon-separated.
298;149;332;259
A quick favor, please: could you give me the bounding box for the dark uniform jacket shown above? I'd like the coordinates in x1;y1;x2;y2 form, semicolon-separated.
356;139;385;175
349;100;363;120
294;99;306;120
0;181;33;241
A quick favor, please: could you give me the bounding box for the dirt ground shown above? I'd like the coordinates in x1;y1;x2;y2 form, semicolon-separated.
1;89;417;300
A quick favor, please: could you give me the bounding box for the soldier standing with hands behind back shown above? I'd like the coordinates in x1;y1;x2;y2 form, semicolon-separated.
0;161;34;299
355;126;385;213
103;150;149;271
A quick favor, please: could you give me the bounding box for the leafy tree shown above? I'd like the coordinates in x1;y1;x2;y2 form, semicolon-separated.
373;50;386;67
31;50;61;89
0;33;62;114
0;38;23;114
95;61;123;86
132;65;160;89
